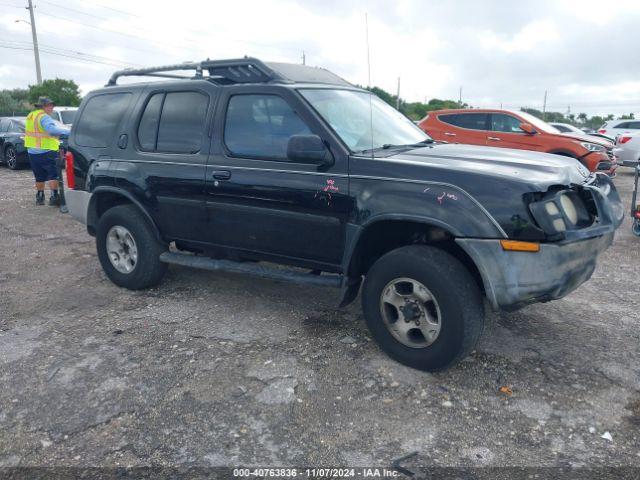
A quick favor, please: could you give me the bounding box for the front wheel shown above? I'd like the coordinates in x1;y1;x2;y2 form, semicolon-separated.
96;204;168;289
361;245;484;372
5;146;19;170
633;219;640;237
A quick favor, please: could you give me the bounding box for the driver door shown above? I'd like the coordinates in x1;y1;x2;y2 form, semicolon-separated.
205;88;350;270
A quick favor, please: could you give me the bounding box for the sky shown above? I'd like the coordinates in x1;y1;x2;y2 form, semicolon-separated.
1;0;639;117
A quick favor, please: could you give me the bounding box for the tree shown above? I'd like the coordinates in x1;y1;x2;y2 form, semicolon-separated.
28;78;81;106
619;113;635;120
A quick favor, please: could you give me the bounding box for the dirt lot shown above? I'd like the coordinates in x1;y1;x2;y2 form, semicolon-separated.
0;167;639;474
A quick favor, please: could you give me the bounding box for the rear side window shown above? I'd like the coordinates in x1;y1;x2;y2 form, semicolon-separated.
439;113;488;130
629;121;640;129
137;91;208;153
615;122;630;129
224;94;312;160
75;93;131;148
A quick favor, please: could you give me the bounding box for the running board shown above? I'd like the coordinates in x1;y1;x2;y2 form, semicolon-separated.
159;252;343;288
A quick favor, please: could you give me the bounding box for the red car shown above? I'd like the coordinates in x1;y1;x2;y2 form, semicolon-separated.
419;109;617;176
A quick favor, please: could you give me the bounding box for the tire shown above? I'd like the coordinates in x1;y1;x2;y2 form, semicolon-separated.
96;204;168;289
633;219;640;237
361;245;484;372
5;145;19;170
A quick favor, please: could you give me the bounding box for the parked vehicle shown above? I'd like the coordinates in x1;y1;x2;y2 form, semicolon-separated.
419;109;617;176
615;133;640;167
598;119;640;139
64;58;624;372
631;164;640;237
51;106;78;126
550;122;615;143
0;116;28;169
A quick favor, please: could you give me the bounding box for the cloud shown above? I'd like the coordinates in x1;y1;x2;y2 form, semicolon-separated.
0;0;638;116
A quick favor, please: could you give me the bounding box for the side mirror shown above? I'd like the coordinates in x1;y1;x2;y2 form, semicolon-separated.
287;134;334;166
520;123;537;135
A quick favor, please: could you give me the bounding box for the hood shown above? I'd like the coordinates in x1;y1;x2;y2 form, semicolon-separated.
388;143;592;189
558;132;613;147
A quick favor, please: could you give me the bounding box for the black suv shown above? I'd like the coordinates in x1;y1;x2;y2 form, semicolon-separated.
65;58;624;371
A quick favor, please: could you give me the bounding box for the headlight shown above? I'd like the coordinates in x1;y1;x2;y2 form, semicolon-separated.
580;142;605;152
528;190;592;237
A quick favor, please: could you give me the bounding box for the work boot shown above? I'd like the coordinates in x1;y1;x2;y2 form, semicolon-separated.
49;191;60;206
35;191;45;206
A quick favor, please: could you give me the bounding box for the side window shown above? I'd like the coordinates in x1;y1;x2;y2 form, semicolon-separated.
137;93;163;150
554;125;570;133
136;91;208;153
628;121;640;129
224;94;311;160
11;121;25;132
491;114;524;133
615;122;629;129
439;113;487;130
75;93;131;148
0;119;9;132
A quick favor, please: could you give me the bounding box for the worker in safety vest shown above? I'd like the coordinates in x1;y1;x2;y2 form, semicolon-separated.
25;96;70;206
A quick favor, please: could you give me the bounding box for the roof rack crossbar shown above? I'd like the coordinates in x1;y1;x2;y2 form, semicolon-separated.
106;57;285;86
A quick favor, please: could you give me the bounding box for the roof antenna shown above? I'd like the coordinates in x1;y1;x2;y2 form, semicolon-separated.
365;12;374;159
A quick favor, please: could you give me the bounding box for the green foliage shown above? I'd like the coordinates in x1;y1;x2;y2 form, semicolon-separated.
0;88;30;114
27;78;81;106
365;86;466;121
619;113;635;120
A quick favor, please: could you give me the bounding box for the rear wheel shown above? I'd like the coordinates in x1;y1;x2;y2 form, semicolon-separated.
361;245;484;372
5;145;19;170
96;204;167;289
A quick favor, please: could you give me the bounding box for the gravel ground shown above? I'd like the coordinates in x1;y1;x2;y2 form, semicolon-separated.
0;167;639;476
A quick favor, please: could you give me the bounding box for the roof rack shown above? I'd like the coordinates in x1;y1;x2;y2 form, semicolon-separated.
106;57;285;86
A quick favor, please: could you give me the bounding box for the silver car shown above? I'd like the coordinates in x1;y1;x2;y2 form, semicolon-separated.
615;132;640;166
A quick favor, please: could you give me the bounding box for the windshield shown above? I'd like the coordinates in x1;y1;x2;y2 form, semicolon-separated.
299;88;429;152
60;110;77;125
516;111;560;134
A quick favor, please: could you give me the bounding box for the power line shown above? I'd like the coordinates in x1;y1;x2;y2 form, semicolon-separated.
2;39;141;66
81;0;141;18
0;43;136;67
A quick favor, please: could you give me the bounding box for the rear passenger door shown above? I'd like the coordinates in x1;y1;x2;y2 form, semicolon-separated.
205;87;350;269
437;113;489;145
112;86;215;242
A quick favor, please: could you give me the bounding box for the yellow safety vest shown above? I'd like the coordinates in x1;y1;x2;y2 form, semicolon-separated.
24;109;60;151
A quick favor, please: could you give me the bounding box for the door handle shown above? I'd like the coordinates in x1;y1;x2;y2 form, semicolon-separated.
444;132;456;136
212;170;231;180
487;136;501;141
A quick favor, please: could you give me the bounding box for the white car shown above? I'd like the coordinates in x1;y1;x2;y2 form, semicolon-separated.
51;106;78;126
598;119;640;140
550;122;615;143
615;132;640;166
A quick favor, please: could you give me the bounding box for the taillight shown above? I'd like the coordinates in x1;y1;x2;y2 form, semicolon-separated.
618;136;632;144
598;129;606;134
635;209;640;219
65;151;75;189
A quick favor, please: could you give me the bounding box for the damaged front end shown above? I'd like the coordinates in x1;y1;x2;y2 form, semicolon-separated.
457;173;624;311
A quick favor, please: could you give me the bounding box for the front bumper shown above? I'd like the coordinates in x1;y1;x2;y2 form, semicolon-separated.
583;151;617;176
458;173;622;310
457;233;614;310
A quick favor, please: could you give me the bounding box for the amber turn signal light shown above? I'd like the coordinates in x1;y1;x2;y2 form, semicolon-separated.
500;240;540;252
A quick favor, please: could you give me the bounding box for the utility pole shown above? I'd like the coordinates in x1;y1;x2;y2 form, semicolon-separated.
458;86;462;104
301;51;305;65
26;0;42;84
396;77;400;110
542;90;547;121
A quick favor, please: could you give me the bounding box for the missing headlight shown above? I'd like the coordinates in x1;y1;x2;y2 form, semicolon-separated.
528;189;593;237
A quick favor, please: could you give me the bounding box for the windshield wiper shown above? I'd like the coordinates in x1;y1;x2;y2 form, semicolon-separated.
356;139;433;154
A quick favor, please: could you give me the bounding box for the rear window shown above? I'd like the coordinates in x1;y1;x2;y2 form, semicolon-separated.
439;113;488;130
75;93;131;148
